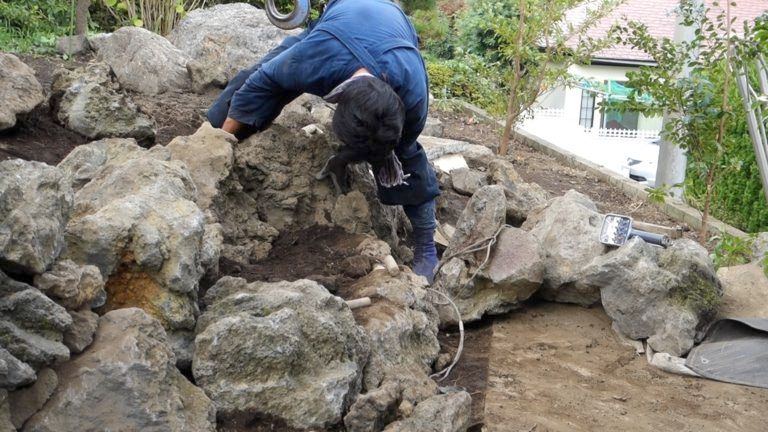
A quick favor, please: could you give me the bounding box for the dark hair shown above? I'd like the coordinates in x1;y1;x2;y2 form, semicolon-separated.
331;77;405;163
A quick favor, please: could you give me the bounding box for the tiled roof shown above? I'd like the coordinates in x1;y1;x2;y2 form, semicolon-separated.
566;0;768;63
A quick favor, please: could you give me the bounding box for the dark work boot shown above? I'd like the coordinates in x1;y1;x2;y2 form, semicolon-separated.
405;199;438;284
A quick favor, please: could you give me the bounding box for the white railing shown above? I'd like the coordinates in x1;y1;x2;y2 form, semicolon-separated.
583;127;660;140
527;108;566;119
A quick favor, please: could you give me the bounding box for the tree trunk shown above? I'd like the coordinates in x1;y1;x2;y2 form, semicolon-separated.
75;0;90;35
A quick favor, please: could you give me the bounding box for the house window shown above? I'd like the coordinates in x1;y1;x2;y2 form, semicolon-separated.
579;90;595;128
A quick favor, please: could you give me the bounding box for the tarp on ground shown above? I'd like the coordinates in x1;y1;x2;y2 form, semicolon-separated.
686;318;768;389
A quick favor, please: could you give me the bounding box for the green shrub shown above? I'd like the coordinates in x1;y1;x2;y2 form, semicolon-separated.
455;0;518;60
399;0;435;14
0;0;72;52
426;53;507;114
410;8;453;59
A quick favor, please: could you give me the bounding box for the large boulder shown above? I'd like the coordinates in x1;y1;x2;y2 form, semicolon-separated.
488;159;549;224
436;187;543;324
166;122;235;211
168;3;300;80
89;27;192;94
60;140;217;331
523;190;607;306
0;159;73;275
0;53;44;131
717;262;768;318
23;308;216;432
382;391;472;432
33;260;105;310
0;288;71;371
581;238;722;356
7;367;57;429
193;277;370;430
50;63;155;144
0;347;36;390
62;308;98;354
419;136;494;167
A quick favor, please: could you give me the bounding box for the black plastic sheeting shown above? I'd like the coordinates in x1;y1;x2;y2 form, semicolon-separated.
686;318;768;389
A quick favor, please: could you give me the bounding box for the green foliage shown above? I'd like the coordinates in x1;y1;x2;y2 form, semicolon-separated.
455;0;519;61
710;233;754;270
399;0;435;14
410;8;453;59
100;0;207;35
0;0;72;52
645;185;670;204
425;54;507;114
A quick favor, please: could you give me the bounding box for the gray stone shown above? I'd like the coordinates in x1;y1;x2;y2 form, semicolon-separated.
0;289;71;369
186;58;227;93
23;308;216;432
583;238;721;356
62;309;98;354
0;390;12;431
193;277;370;430
8;368;57;429
450;168;488;196
489;159;549;224
89;27;191;95
444;185;507;269
57;138;149;191
345;270;440;404
63;149;208;331
344;381;401;432
525;190;607;306
331;190;373;234
753;232;768;263
50;63;155;144
0;347;35;390
166;122;235;211
383;391;472;432
0;270;30;298
420;135;494;167
0;160;73;275
422;117;444;137
33;260;105;310
168;329;195;372
168;3;300;80
0;53;44;131
437;227;544;325
56;35;89;55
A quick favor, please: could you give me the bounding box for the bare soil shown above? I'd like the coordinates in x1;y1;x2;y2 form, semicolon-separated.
5;54;766;431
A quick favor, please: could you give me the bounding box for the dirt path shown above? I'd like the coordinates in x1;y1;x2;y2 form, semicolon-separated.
482;302;768;432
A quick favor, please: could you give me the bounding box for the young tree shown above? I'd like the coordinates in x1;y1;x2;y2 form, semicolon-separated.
613;0;758;241
490;0;623;155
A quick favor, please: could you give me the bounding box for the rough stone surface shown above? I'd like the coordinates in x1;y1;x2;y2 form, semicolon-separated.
50;63;155;144
61;142;210;330
444;185;507;268
345;270;440;412
193;277;370;430
166;122;235;211
168;3;300;80
33;260;105;310
23;308;216;432
0;347;36;390
57;138;149;191
0;53;44;131
0;289;71;370
187;58;228;93
344;381;401;432
437;227;544;325
0;390;12;431
89;27;191;94
56;35;89;55
8;368;57;429
332;190;373;234
582;238;721;356
717;262;768;318
753;232;768;263
422;117;444;137
489;159;549;224
382;391;472;432
524;190;607;306
420;135;494;167
450;168;488;196
62;309;98;354
0;160;73;276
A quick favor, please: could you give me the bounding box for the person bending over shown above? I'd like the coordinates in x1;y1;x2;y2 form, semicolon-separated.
207;0;440;282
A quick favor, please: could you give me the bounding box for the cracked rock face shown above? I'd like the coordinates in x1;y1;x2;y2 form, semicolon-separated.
0;53;44;131
0;159;73;276
193;277;370;430
23;308;216;432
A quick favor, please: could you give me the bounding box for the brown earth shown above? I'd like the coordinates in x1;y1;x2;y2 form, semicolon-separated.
3;53;766;431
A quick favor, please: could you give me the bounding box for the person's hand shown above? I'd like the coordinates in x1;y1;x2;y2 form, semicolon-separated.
222;117;244;136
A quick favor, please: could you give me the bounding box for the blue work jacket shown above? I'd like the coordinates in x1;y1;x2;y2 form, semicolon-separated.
222;0;439;206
